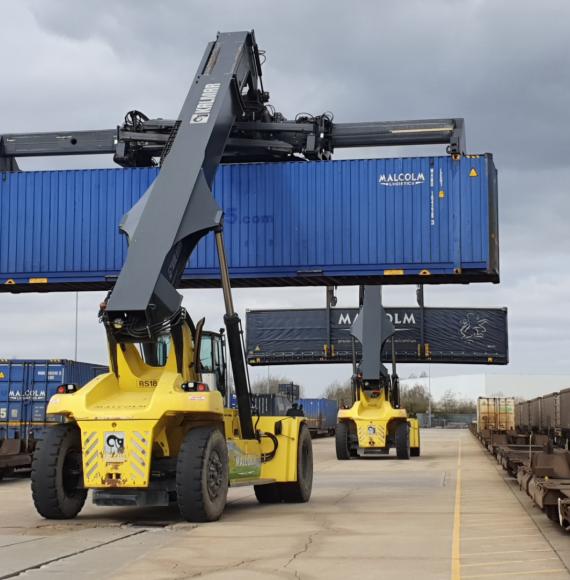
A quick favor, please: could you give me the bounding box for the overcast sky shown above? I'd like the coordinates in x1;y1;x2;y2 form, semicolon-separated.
1;1;569;398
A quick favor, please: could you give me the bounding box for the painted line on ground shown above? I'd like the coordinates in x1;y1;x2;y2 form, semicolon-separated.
451;438;462;580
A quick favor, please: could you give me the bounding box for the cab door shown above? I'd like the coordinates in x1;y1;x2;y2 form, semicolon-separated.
199;332;227;395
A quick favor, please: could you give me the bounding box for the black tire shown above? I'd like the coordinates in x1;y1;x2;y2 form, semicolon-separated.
335;422;351;460
395;422;411;460
176;426;229;522
254;424;313;504
254;483;279;503
544;505;559;523
31;424;87;519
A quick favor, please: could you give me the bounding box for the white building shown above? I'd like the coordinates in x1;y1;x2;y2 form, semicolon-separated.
399;374;570;402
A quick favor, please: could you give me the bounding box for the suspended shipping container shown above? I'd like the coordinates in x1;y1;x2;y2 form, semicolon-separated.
246;307;508;365
0;154;498;291
0;359;107;477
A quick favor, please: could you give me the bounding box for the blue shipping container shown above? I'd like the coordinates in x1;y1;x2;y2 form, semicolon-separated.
298;398;339;434
0;155;498;291
0;359;107;452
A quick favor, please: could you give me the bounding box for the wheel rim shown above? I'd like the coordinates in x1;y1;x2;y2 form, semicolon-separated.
62;450;82;496
207;450;224;500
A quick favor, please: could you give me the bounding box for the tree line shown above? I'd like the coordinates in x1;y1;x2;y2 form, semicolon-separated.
323;379;475;415
249;375;475;416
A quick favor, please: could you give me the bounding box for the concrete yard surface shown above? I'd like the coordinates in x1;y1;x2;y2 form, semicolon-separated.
1;430;569;579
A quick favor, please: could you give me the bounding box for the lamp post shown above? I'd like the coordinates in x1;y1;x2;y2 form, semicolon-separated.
428;364;432;428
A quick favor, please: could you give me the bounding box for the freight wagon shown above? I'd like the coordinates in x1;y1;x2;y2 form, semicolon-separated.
0;359;107;478
298;398;339;436
515;391;570;445
0;155;499;291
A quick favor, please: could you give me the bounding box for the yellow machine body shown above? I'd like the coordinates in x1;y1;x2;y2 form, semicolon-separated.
47;323;303;489
337;388;420;452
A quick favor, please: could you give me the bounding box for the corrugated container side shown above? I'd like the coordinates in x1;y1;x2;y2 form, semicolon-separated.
541;393;559;432
559;389;570;431
0;359;107;448
521;401;531;429
515;403;523;429
250;394;290;416
477;397;514;432
516;401;531;431
298;398;339;432
0;155;499;290
529;397;542;431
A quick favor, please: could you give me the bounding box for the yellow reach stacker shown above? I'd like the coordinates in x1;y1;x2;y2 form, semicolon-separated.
336;286;420;460
30;32;315;522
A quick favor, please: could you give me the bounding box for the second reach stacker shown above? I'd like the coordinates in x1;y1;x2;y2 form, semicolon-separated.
336;286;420;460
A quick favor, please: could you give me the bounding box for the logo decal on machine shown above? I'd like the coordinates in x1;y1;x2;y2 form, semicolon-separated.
104;431;126;462
378;172;425;186
190;83;221;124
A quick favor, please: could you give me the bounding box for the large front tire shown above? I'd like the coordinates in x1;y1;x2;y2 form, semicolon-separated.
31;424;87;519
395;422;411;460
335;422;351;460
254;424;313;504
176;426;229;522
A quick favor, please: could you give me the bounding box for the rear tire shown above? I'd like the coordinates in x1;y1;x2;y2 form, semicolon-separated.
335;422;351;460
254;424;313;504
395;422;411;460
544;505;559;523
31;424;87;519
176;426;229;522
254;484;279;503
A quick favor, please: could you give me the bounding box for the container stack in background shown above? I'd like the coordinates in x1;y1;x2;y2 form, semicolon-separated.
0;359;107;478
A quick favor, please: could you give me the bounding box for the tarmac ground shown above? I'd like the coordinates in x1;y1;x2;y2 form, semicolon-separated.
1;430;569;579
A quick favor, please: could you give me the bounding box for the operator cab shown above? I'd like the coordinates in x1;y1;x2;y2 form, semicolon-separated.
136;327;226;395
199;331;227;395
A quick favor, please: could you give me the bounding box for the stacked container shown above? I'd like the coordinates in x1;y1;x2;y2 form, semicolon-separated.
298;398;339;436
0;359;107;475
